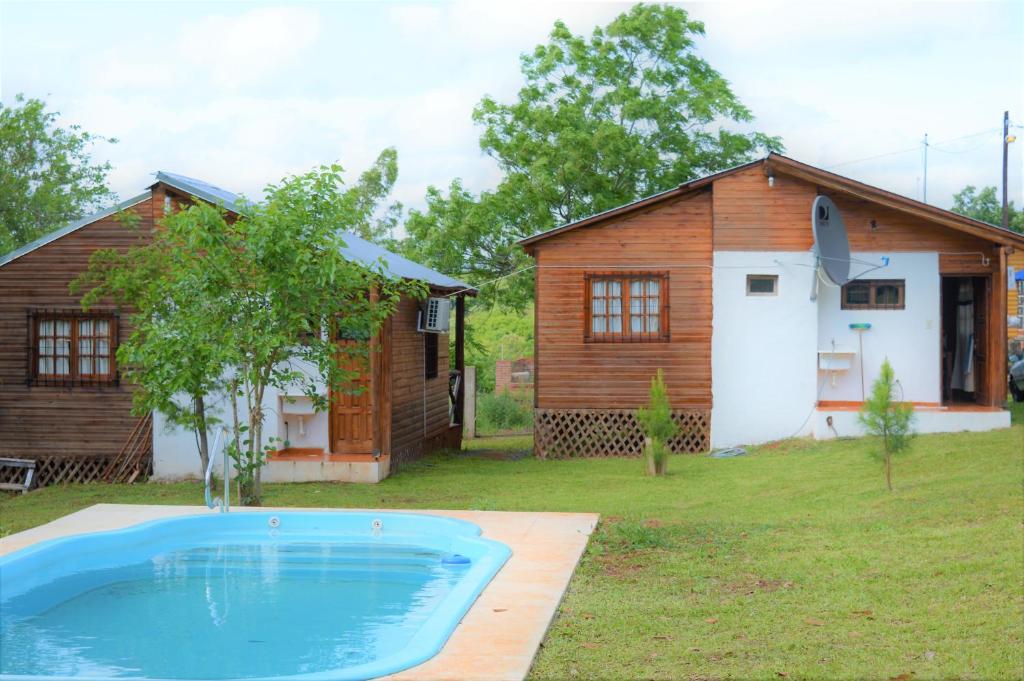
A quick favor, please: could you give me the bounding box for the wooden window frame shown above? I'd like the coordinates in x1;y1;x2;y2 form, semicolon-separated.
584;272;670;343
424;331;439;379
841;279;906;310
746;274;779;297
27;309;119;387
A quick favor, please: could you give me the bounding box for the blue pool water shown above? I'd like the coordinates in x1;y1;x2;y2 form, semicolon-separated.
0;512;511;680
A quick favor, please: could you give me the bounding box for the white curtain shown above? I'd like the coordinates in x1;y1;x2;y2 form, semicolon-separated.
951;280;974;393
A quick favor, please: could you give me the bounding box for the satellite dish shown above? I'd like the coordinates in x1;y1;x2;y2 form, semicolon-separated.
811;195;851;285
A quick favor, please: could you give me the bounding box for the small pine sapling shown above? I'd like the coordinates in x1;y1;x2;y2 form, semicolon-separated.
636;369;678;476
858;358;915;491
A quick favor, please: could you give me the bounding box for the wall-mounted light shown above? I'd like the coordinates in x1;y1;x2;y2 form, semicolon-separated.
870;219;878;231
767;174;775;188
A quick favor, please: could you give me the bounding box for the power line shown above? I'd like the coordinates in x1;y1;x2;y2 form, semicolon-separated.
825;128;1001;170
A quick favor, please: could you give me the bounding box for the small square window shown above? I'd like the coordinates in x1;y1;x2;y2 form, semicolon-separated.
746;275;778;296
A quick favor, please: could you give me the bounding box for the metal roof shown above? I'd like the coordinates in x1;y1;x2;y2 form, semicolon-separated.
152;171;248;214
0;191;152;267
337;231;473;292
1;172;475;292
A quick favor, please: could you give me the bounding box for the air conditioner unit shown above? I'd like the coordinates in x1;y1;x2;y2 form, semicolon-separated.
418;297;451;333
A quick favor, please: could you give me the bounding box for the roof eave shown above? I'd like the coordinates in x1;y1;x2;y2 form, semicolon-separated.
765;153;1024;249
0;191;153;268
518;158;766;250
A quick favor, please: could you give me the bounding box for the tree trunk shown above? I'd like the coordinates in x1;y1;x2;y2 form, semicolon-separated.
194;393;209;479
884;428;892;491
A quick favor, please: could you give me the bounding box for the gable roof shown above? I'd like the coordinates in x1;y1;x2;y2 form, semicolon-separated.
518;153;1024;250
518;159;761;249
1;172;475;292
152;171;247;214
0;191;152;268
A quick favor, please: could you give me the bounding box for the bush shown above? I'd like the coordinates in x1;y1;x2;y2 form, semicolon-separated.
476;390;533;435
636;369;677;476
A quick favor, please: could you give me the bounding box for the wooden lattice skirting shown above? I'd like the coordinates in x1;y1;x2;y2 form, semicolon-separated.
534;408;709;458
0;415;153;490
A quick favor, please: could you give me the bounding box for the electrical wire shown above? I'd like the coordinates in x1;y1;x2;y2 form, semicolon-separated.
825;128;1002;170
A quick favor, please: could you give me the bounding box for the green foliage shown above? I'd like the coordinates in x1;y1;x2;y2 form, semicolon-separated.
0;94;116;254
858;358;915;491
476;390;533;435
636;369;678;475
460;304;534;392
74;160;425;504
341;147;403;245
951;184;1023;232
402;4;781;308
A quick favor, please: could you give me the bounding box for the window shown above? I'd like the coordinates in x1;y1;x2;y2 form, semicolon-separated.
29;311;117;385
585;273;669;342
746;274;778;296
1018;280;1023;318
424;331;439;379
841;279;906;310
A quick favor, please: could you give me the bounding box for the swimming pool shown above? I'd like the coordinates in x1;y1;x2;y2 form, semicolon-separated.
0;511;512;681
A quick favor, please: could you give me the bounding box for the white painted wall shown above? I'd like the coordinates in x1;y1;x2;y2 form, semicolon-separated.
152;357;331;481
817;252;940;404
711;251;819;447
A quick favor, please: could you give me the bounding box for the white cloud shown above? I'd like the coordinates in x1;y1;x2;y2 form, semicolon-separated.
177;6;322;88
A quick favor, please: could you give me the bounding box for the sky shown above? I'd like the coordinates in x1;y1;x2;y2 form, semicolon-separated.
1;0;1022;226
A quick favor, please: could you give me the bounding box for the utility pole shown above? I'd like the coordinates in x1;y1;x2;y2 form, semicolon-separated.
922;133;929;204
1003;111;1010;230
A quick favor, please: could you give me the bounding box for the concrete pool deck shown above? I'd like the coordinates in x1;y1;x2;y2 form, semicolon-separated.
0;503;599;681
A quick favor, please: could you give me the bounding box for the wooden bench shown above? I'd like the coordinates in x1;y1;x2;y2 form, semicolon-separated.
0;457;36;494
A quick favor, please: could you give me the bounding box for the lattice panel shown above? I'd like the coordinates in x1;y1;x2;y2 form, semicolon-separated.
32;456;113;487
534;409;709;459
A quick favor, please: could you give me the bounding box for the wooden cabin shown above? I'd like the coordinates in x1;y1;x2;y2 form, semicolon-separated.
520;154;1024;456
0;173;470;486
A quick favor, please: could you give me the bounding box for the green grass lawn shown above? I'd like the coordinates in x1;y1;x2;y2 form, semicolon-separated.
2;425;1022;679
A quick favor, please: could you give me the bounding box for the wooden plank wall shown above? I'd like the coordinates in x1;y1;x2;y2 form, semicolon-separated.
389;294;451;466
713;167;1000;275
532;191;714;410
0;195;158;460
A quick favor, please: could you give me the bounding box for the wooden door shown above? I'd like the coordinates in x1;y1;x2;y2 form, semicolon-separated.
331;340;374;454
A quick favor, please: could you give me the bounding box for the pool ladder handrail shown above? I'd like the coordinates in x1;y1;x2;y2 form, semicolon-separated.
204;427;230;513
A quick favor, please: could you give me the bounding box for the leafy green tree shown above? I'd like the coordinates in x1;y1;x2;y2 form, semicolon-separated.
858;359;915;491
73;205;234;478
459;304;534;393
342;147;403;245
75;163;424;504
0;94;116;254
636;369;677;476
404;4;781;306
951;185;1023;232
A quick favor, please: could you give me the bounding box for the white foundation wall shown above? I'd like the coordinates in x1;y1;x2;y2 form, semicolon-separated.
814;408;1010;439
711;251;819;447
817;252;941;404
152;358;331;481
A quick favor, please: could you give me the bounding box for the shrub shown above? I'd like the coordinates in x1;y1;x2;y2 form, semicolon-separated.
636;369;677;476
476;389;533;435
858;358;915;491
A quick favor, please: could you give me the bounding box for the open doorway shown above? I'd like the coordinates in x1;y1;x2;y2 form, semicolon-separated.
941;276;990;405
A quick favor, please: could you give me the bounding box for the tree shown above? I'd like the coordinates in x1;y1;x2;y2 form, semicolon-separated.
403;4;781;306
858;359;915;491
73;205;234;478
342;147;403;245
636;369;677;476
0;94;116;254
951;185;1023;233
75;162;424;504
